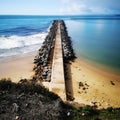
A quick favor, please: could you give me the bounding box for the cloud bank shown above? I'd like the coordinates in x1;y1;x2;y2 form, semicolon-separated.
59;0;120;15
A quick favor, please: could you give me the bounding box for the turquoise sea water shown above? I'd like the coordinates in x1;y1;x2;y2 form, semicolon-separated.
0;15;120;73
65;19;120;73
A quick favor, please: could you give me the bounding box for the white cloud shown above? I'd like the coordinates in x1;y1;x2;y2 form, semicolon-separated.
61;0;74;4
59;0;118;15
59;3;91;15
90;7;117;14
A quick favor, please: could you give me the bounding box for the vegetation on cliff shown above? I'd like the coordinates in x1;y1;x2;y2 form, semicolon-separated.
0;79;120;120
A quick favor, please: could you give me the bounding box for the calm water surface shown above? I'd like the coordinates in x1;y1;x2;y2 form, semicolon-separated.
65;19;120;73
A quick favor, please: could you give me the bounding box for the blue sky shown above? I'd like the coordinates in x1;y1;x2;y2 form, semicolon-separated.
0;0;120;15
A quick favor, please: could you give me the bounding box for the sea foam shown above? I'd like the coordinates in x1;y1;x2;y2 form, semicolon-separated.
0;32;47;59
0;32;47;49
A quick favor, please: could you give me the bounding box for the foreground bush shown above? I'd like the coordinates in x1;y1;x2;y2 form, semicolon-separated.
0;79;120;120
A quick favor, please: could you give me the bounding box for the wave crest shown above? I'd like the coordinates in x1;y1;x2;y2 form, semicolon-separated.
0;32;47;49
0;32;47;60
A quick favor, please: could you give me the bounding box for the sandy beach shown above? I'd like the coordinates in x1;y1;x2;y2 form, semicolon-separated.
0;55;35;83
0;53;120;108
0;54;120;108
69;58;120;108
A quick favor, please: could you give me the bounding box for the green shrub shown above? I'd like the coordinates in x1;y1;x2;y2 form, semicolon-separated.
82;105;94;116
0;78;59;101
0;78;16;91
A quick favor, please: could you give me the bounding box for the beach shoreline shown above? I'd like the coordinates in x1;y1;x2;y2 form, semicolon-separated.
76;57;120;78
69;58;120;108
0;53;120;108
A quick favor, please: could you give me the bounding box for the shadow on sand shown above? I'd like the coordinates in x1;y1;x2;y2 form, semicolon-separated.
64;62;74;101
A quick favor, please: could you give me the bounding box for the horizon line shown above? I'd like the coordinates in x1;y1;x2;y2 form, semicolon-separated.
0;14;120;16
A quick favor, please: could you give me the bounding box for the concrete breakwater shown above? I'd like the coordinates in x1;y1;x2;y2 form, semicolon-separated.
50;21;66;100
33;20;76;100
33;20;58;82
60;20;76;100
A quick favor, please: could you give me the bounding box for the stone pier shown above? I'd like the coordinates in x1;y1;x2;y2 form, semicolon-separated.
50;21;66;100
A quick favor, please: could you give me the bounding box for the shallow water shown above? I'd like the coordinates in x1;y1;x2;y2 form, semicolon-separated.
65;19;120;73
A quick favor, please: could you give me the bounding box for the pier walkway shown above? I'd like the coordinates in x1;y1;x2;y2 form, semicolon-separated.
50;21;66;100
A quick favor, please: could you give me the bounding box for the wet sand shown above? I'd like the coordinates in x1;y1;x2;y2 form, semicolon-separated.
69;58;120;108
0;55;35;82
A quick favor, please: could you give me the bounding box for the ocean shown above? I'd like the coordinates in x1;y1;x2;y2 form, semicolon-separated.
0;15;120;73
